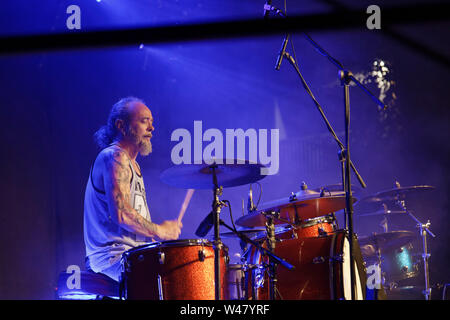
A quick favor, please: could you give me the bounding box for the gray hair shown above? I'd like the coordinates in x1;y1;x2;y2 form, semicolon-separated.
93;96;145;149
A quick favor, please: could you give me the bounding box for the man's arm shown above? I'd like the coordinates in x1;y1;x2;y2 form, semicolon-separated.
102;148;161;238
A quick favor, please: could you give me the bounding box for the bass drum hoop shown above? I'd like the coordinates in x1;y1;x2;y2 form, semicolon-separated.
330;231;366;300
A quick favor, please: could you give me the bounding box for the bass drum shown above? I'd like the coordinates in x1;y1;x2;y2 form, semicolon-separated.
121;239;228;300
246;230;367;300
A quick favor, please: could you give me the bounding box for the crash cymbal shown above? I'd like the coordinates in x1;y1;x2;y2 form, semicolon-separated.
358;230;416;252
358;185;435;204
160;159;267;189
235;192;356;228
358;209;407;217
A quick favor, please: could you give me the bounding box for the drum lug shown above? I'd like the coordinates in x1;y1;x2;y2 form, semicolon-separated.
313;254;343;264
331;254;344;263
158;251;165;264
198;249;205;262
318;227;328;237
157;274;164;300
313;256;326;264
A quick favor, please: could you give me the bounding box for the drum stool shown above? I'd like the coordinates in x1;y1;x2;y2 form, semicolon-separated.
55;269;120;300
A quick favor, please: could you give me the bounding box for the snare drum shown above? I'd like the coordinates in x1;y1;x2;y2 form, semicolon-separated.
246;230;366;300
121;239;228;300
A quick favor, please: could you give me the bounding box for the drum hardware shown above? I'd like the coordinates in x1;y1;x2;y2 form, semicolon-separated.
313;253;345;264
157;274;164;300
198;249;206;262
158;251;165;264
219;217;295;300
357;182;437;300
160;159;268;300
312;256;326;264
395;196;436;301
263;210;279;300
235;184;356;228
270;2;394;298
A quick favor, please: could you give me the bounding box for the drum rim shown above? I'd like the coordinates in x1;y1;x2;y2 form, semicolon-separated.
300;214;335;229
123;239;214;257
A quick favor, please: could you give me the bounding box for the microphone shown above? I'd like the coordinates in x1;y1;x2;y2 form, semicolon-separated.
247;185;255;213
275;34;290;70
195;211;214;237
263;0;272;19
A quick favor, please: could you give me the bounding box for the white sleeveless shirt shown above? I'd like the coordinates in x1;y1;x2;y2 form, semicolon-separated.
83;145;153;278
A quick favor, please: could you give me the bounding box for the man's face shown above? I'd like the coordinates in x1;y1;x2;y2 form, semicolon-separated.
125;102;154;156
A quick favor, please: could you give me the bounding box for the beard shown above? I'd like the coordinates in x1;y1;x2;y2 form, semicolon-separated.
127;127;153;156
139;139;152;156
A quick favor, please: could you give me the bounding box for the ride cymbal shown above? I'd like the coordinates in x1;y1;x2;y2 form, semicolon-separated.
160;159;267;189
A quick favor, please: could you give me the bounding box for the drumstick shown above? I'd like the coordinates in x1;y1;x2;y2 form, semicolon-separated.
177;189;194;224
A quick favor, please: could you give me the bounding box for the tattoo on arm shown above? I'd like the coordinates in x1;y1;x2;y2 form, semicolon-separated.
105;148;159;238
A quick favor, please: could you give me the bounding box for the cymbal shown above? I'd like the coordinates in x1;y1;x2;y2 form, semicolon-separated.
358;185;435;204
160;159;267;189
312;183;362;195
358;230;416;252
235;191;356;228
358;209;407;217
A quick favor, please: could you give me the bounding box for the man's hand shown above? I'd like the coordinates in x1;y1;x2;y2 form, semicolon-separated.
156;220;183;240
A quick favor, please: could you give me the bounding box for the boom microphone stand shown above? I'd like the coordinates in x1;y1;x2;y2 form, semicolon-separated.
266;5;386;300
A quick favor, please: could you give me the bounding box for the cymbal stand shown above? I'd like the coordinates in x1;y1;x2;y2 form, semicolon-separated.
263;210;278;300
267;1;384;301
371;233;385;289
396;199;436;300
379;204;389;233
219;217;295;301
211;164;226;300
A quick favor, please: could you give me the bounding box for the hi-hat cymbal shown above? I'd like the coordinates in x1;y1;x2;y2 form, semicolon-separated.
358;185;435;204
160;159;267;189
358;230;416;253
235;192;356;228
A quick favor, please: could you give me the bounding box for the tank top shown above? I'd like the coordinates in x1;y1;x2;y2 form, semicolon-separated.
83;145;153;276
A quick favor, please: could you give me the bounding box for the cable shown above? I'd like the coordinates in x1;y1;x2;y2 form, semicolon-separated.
224;200;237;232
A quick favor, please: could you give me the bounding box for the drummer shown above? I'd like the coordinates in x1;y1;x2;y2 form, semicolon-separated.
83;97;182;282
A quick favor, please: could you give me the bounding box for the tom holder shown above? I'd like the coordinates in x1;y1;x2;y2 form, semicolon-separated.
219;213;295;300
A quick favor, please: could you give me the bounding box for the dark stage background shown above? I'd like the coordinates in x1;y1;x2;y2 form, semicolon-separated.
0;1;449;299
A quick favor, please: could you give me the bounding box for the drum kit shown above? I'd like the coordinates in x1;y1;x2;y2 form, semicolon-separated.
119;160;437;300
